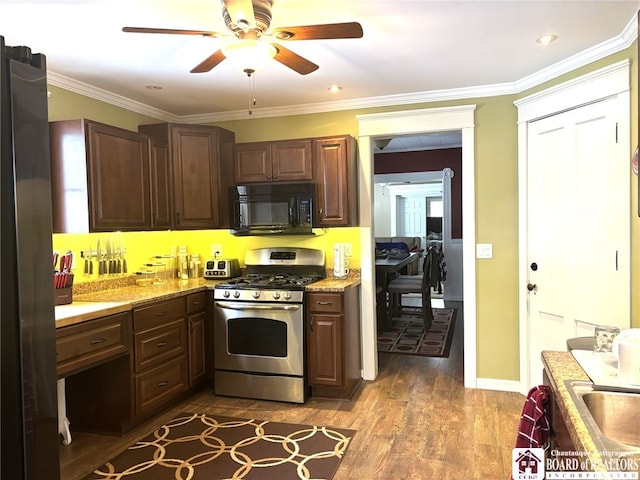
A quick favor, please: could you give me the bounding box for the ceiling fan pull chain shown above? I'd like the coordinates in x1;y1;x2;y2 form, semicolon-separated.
248;72;258;115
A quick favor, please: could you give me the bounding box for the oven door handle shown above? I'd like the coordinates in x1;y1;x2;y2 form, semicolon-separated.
216;302;301;312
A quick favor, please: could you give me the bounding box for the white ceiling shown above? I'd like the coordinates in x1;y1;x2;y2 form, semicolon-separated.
1;0;639;125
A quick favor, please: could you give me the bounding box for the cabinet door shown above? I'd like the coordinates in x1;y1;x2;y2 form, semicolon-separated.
308;312;344;386
271;139;313;182
235;142;272;183
172;126;222;228
314;136;357;226
149;138;173;229
188;310;207;387
87;122;151;231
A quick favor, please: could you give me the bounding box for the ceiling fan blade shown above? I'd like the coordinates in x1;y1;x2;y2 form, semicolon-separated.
272;22;363;41
122;27;223;37
190;50;227;73
272;43;318;75
222;0;256;29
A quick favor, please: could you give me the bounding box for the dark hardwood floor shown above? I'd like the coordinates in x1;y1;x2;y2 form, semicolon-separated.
59;300;525;480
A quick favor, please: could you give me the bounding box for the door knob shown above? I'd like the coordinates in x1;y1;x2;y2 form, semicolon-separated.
527;283;536;291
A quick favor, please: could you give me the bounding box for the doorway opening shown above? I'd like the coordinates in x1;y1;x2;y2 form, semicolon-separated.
357;105;477;387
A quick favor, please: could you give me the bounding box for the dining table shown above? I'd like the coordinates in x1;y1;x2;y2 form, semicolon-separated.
375;251;419;331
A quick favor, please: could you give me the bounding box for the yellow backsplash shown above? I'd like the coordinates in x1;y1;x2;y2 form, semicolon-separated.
52;228;362;284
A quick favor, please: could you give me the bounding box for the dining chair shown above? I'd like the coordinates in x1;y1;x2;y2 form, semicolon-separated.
387;247;435;331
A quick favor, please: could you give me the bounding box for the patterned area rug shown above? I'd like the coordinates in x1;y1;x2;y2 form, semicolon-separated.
84;413;355;480
377;308;456;357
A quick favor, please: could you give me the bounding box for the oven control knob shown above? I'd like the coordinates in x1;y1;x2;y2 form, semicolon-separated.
223;291;230;298
283;292;292;300
233;291;240;298
252;291;260;299
272;292;281;300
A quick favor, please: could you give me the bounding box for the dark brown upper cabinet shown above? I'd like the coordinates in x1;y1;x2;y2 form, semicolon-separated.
313;135;358;227
139;123;235;230
234;139;313;184
50;119;152;233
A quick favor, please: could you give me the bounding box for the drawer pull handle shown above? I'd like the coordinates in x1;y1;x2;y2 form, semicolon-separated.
158;381;169;387
157;341;167;348
317;301;332;305
90;338;107;345
192;301;201;306
155;311;167;317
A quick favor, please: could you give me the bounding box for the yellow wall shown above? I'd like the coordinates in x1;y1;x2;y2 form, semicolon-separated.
47;85;159;131
49;43;640;382
52;228;361;282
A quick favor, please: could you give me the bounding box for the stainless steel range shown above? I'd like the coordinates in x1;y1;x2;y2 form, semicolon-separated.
213;247;325;403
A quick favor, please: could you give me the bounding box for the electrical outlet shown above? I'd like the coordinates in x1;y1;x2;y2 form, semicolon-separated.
210;243;223;258
343;242;353;257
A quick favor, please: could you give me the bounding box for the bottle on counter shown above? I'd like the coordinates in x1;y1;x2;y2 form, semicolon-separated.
177;245;189;280
189;253;201;279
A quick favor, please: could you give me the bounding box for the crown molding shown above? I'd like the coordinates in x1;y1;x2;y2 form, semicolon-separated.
47;71;179;122
46;13;638;124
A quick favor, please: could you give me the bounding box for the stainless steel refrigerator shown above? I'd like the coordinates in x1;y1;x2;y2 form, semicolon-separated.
0;36;60;479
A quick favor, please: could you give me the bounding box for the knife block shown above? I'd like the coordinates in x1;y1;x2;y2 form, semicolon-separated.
54;273;73;306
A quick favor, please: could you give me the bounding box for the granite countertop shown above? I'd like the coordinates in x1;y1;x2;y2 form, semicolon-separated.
541;350;607;471
56;274;362;328
306;275;361;292
73;278;213;306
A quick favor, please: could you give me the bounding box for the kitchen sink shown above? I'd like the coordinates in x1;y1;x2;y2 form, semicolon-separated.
565;380;640;453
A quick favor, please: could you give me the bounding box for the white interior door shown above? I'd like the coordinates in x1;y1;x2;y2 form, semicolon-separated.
397;195;425;239
526;96;630;386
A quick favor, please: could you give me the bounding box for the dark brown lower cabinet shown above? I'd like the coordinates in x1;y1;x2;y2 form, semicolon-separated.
132;297;188;419
307;286;362;399
57;291;213;436
58;311;133;435
187;292;207;387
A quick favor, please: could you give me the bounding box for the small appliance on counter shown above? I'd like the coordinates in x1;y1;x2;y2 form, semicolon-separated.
204;258;241;279
333;243;349;278
614;329;640;385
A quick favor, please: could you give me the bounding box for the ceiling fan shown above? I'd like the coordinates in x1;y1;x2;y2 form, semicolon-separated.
123;0;363;76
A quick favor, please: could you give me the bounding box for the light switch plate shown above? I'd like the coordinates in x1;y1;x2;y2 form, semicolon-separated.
476;243;493;259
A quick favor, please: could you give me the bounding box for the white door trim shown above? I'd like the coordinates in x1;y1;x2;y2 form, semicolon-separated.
357;105;477;387
515;59;631;394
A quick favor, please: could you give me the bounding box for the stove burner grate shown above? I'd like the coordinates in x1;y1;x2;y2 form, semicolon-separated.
220;273;322;289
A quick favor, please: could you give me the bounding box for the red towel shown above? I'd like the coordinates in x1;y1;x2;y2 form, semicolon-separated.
515;385;551;448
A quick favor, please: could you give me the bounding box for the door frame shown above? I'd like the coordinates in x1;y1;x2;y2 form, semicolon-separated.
515;59;631;393
357;105;477;387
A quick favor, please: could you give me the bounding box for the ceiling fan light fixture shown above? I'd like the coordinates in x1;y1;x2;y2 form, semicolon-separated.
222;38;277;74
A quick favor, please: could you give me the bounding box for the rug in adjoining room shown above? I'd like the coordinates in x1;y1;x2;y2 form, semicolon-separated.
377;307;456;357
84;412;355;480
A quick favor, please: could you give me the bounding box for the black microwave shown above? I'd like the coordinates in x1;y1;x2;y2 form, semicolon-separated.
229;183;316;235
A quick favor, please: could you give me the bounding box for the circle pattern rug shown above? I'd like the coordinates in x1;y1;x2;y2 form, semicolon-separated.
84;413;355;480
377;308;456;357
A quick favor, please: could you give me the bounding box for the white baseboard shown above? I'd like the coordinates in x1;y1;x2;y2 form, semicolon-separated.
475;377;522;393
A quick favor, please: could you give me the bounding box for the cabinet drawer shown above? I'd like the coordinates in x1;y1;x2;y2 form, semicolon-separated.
134;319;186;372
308;293;343;313
134;297;185;332
187;291;206;313
134;356;188;415
56;312;130;377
